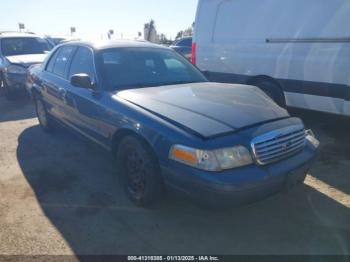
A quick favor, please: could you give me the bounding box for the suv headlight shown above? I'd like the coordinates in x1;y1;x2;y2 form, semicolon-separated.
169;145;253;171
6;65;27;74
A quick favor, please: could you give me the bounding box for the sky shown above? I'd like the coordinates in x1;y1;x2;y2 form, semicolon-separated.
0;0;198;40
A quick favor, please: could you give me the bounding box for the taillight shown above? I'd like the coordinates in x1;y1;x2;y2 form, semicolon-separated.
191;42;197;65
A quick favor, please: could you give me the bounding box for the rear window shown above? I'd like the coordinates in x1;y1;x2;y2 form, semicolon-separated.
1;37;52;56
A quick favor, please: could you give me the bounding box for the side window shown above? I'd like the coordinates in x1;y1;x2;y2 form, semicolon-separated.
46;50;59;73
68;47;95;81
52;46;75;78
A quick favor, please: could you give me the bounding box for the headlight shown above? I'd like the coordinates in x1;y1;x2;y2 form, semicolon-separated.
6;65;27;74
169;145;253;171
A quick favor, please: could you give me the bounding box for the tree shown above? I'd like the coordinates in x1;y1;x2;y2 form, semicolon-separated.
183;27;193;37
159;33;172;45
144;19;156;41
175;30;184;40
175;25;193;40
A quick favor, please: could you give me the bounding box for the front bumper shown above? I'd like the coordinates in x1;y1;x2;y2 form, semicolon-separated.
161;140;317;206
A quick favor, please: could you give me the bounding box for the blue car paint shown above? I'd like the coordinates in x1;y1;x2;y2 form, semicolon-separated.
31;41;317;205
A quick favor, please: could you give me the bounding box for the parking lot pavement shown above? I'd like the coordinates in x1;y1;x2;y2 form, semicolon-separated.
0;96;349;255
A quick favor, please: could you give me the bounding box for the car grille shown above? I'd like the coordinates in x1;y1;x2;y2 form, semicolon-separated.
251;125;306;165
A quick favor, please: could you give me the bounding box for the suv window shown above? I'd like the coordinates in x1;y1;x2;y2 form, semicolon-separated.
51;46;75;78
68;47;95;81
1;37;52;56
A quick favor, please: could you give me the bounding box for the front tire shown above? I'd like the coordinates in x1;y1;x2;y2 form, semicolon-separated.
35;98;55;132
117;135;163;207
2;78;15;100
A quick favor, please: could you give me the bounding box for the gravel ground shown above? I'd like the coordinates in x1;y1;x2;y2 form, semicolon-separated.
0;96;349;255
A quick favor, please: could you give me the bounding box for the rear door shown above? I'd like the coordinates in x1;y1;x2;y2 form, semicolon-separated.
41;45;76;120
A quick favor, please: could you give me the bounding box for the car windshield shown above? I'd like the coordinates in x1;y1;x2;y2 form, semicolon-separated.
1;37;52;56
98;47;207;90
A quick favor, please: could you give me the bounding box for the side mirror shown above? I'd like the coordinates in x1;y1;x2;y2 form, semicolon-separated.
70;73;94;89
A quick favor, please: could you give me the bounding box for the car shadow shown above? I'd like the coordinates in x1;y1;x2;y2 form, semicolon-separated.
16;125;350;255
0;96;35;122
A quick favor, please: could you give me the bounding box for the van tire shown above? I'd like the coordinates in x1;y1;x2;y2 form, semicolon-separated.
250;79;285;107
117;135;163;207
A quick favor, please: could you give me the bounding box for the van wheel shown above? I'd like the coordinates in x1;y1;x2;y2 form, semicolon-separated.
35;98;55;132
251;79;285;107
117;135;163;207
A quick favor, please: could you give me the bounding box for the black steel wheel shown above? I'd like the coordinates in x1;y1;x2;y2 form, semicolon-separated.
117;135;163;206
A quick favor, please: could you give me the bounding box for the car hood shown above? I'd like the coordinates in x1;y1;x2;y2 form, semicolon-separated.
5;54;47;68
116;82;290;138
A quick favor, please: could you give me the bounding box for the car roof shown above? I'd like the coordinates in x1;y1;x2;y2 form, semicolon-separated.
0;32;44;39
60;39;170;51
175;36;192;42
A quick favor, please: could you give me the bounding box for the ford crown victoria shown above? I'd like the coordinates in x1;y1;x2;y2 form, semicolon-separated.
27;40;319;207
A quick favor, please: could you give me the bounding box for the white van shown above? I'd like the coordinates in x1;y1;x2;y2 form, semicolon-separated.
193;0;350;115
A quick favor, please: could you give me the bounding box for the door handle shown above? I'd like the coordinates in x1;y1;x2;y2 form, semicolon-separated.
58;88;67;99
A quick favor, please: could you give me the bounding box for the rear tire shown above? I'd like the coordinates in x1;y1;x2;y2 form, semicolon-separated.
117;135;163;207
250;79;285;107
35;97;55;132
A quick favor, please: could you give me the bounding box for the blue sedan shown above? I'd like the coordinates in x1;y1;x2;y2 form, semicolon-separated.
27;40;319;207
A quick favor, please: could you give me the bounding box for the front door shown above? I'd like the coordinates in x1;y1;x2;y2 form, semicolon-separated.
64;46;112;147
